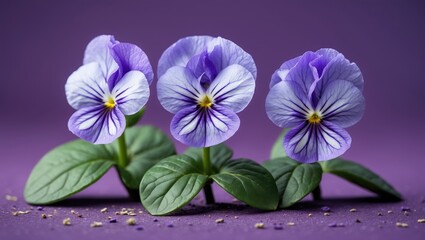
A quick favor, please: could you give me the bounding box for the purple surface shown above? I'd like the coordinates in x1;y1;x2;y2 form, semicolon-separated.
1;0;425;239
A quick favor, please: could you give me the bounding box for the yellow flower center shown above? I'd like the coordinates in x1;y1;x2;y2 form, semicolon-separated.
308;112;321;124
198;95;213;108
104;97;116;109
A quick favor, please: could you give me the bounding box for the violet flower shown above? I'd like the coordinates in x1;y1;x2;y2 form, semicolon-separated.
266;49;365;163
157;36;256;147
65;35;153;144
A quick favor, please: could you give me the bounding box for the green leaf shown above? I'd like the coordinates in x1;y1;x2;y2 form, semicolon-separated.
263;157;322;208
24;141;116;205
125;107;146;127
111;126;176;189
320;158;402;200
211;159;279;210
270;129;288;159
139;155;208;215
184;144;232;173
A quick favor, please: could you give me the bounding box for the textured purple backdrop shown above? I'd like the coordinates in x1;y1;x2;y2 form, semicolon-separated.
1;1;425;240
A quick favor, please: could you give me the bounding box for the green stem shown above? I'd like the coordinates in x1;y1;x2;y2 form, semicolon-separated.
312;185;322;201
117;132;128;168
202;147;215;204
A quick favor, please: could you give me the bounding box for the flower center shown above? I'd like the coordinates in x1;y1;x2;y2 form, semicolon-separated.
104;96;116;109
308;112;321;124
198;95;213;108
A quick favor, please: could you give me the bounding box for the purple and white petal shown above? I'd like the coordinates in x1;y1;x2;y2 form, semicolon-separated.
170;105;240;147
207;37;257;79
265;80;312;128
317;80;365;128
208;64;255;113
83;35;119;82
65;62;109;110
112;70;150;115
110;42;154;87
68;105;126;144
285;51;320;96
157;36;214;78
284;121;351;163
157;66;205;114
270;56;301;88
314;51;364;99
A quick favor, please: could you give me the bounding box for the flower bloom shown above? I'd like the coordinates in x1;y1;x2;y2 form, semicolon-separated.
266;49;365;163
65;35;153;144
157;36;257;147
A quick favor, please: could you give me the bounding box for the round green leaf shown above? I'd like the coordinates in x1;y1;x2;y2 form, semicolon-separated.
263;157;322;208
139;155;208;215
24;141;116;205
270;129;288;159
184;144;233;173
211;159;279;210
110;126;176;189
320;158;402;200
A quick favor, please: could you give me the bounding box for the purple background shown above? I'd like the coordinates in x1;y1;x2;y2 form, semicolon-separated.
1;0;424;239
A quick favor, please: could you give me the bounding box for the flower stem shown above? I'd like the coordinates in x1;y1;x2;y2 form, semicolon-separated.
202;147;215;204
117;132;128;168
312;185;322;201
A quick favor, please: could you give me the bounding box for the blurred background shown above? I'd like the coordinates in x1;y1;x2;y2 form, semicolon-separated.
1;0;424;198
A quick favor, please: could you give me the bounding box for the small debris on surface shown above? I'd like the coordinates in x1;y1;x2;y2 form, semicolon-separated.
136;226;143;231
234;216;239;219
100;208;108;213
321;206;331;212
255;223;265;229
126;217;137;226
377;212;383;216
167;223;174;228
328;222;337;228
355;219;362;223
37;206;44;211
401;206;411;212
388;210;393;214
90;222;103;228
138;210;143;214
287;222;295;226
41;214;47;219
5;195;18;201
404;211;410;216
417;219;425;223
396;222;408;228
338;223;345;227
215;218;225;223
129;213;137;216
12;211;30;216
308;213;313;217
349;208;357;212
153;219;158;222
109;218;117;223
63;218;71;226
324;212;330;216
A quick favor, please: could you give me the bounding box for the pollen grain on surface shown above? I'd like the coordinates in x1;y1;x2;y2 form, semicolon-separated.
198;95;213;108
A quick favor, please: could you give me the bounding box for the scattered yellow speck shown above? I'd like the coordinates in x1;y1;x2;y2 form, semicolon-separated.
90;222;103;228
100;208;108;213
287;222;295;226
418;219;425;223
396;222;408;228
5;195;18;201
255;223;265;229
41;214;47;219
324;212;330;216
215;218;224;223
126;217;137;226
308;213;313;217
63;218;71;226
12;210;30;216
350;208;357;212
